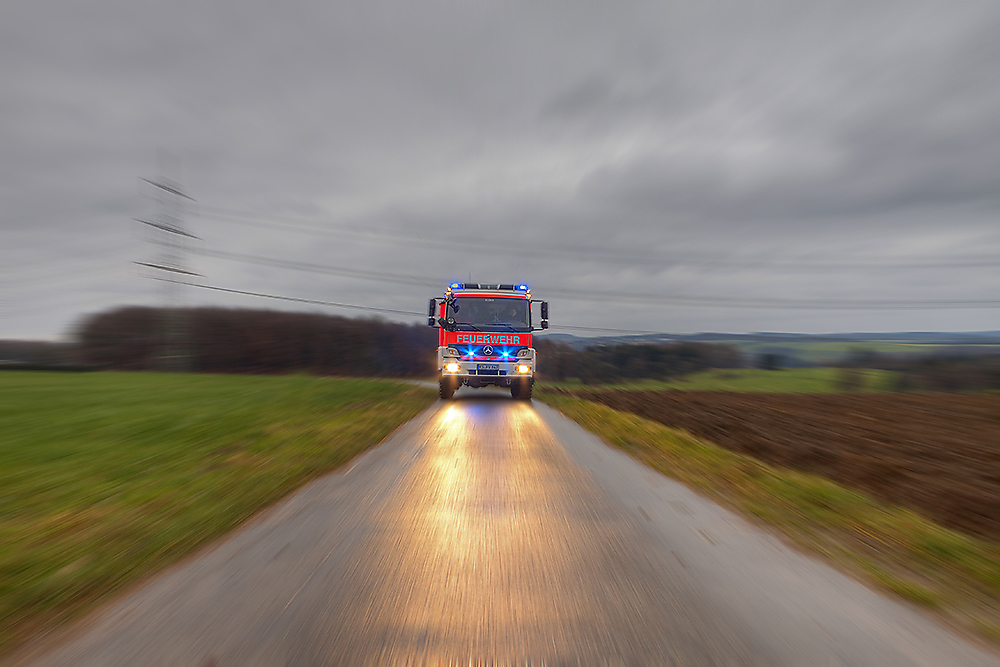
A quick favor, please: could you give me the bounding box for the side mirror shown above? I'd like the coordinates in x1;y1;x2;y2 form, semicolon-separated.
541;320;549;329
540;301;548;320
446;316;456;330
427;299;438;327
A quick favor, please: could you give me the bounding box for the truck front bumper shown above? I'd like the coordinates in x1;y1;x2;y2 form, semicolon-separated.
440;359;534;387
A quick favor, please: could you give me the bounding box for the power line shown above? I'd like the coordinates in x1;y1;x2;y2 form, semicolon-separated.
2;196;136;227
8;294;135;318
140;177;196;202
135;262;203;277
4;257;131;281
545;324;668;334
136;218;201;239
145;278;675;332
144;278;1000;359
190;245;1000;310
147;277;427;316
191;247;439;288
197;204;1000;271
538;286;1000;310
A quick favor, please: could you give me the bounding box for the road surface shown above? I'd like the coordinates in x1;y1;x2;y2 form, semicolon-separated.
17;389;1000;666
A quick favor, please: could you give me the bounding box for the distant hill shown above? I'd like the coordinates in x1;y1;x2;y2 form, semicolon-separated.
535;331;1000;366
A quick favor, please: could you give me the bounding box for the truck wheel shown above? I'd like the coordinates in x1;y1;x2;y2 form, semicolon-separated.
439;376;455;400
511;378;532;400
521;379;533;401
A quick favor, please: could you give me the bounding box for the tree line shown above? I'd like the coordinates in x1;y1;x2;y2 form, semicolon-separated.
74;306;438;376
9;306;1000;389
54;306;743;381
838;349;1000;393
533;339;742;383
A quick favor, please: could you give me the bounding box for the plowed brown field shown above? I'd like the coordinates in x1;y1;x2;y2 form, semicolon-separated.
571;390;1000;541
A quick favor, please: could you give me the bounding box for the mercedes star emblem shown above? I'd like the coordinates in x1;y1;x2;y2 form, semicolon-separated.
483;345;494;356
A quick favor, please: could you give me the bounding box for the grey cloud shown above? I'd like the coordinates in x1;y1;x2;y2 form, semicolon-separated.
540;77;615;119
5;0;1000;338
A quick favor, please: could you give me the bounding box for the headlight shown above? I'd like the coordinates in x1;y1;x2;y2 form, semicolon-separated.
445;363;460;373
446;347;459;356
517;364;530;374
517;349;529;357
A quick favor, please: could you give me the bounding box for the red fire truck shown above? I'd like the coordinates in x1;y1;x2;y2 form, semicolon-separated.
428;283;548;400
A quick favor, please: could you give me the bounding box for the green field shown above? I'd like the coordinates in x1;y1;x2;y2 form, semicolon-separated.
0;371;435;655
547;367;899;393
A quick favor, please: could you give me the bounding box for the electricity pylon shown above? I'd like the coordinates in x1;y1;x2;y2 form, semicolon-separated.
135;155;199;372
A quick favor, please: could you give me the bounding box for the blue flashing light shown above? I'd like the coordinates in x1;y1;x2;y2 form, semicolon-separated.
516;284;529;291
450;282;463;289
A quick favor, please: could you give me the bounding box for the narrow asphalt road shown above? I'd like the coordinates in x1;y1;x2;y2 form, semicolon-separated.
18;388;1000;666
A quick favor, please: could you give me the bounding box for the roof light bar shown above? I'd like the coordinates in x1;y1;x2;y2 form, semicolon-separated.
446;282;529;292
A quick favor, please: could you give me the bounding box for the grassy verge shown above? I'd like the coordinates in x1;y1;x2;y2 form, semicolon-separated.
0;371;436;656
538;390;1000;644
544;367;898;393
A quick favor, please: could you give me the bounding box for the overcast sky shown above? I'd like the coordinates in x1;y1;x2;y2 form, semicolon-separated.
4;1;1000;340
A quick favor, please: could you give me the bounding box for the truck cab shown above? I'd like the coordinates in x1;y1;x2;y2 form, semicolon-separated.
428;283;548;400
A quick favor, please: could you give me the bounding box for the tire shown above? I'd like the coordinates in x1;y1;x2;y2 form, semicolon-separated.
439;376;455;400
511;378;532;400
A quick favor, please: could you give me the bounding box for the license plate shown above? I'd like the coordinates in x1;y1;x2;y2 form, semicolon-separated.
477;363;499;371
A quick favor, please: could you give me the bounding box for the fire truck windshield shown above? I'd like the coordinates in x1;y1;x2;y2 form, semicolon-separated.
447;297;530;331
